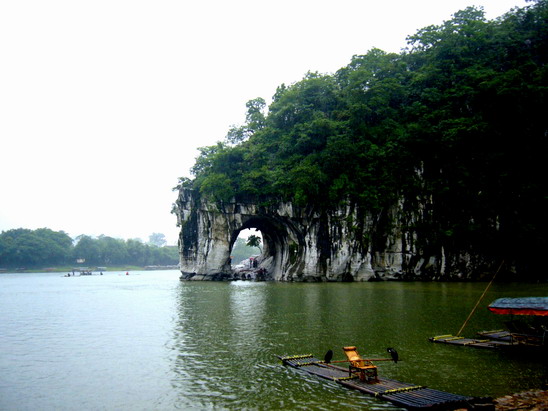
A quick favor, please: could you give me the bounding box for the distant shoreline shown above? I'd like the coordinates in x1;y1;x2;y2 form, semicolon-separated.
0;265;180;274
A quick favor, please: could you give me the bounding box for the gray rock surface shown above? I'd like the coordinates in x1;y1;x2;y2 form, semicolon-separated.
174;189;501;281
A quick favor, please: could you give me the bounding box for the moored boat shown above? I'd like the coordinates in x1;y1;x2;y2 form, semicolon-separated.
431;297;548;350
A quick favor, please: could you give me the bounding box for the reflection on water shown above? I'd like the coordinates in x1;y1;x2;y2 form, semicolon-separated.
170;281;393;410
169;280;548;409
1;272;548;410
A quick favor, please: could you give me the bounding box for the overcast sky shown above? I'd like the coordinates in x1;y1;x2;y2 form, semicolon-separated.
0;0;528;245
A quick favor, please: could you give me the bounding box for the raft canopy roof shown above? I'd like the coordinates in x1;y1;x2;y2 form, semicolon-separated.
488;297;548;316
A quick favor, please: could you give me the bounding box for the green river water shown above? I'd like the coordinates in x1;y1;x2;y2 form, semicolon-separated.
1;271;547;410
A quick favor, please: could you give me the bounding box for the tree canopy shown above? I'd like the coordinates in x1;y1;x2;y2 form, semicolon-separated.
181;1;548;277
246;235;262;252
0;229;179;269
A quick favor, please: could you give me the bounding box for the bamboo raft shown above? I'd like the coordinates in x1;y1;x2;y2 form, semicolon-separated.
476;330;512;342
278;354;492;410
429;329;546;350
429;332;512;349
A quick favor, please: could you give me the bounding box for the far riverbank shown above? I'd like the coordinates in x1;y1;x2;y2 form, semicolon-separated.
0;265;179;274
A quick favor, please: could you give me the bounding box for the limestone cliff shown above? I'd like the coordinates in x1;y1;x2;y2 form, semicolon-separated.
175;188;504;281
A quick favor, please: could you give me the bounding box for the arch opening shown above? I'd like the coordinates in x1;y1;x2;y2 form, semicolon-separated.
227;215;304;281
231;228;263;269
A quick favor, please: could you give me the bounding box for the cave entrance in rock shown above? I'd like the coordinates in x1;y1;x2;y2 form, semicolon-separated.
232;228;263;268
229;216;294;281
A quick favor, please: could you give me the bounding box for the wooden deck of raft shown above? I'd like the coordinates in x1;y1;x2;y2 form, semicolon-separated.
278;354;492;410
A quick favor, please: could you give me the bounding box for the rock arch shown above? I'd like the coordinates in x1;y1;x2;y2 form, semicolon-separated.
174;188;504;281
175;189;305;280
231;216;303;280
175;189;406;281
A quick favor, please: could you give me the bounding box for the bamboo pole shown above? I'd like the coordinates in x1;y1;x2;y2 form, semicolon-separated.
327;358;394;364
456;260;505;337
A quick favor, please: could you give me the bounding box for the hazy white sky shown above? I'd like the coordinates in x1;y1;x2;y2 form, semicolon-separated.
0;0;527;245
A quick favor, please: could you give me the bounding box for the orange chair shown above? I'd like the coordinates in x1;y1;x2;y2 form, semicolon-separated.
343;346;378;382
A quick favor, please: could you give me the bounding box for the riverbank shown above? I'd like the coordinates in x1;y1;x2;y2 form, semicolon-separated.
0;265;179;274
495;389;548;410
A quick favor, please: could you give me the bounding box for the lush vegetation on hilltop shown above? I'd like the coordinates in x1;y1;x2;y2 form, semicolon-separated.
179;2;548;275
0;228;179;269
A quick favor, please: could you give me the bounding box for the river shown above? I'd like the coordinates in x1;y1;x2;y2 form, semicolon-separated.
1;271;547;410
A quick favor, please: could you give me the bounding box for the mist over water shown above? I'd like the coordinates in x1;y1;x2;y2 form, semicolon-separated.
1;271;547;410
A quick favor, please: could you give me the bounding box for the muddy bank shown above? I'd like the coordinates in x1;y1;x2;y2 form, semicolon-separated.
495;389;548;410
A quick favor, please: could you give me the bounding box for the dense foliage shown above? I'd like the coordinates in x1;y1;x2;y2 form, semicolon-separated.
0;228;179;269
181;1;548;275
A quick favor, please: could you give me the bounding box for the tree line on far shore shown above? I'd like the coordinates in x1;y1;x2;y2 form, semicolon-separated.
0;228;179;269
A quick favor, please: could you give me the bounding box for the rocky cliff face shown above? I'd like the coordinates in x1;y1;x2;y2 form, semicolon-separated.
175;188;503;281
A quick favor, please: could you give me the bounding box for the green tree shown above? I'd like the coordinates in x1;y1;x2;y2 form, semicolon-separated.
231;237;261;264
148;233;167;247
225;97;266;145
149;245;179;265
34;228;73;265
73;235;100;265
97;236;128;265
126;238;147;266
246;235;262;252
0;228;73;267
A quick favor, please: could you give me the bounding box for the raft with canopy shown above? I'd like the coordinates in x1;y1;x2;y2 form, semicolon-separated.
431;297;548;349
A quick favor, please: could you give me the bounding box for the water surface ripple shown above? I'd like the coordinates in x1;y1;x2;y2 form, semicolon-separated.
1;271;547;410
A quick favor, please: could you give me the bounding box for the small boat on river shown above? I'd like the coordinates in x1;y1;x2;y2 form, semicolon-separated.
431;297;548;350
278;346;492;410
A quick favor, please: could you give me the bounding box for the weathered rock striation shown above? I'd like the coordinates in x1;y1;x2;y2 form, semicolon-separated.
174;188;504;281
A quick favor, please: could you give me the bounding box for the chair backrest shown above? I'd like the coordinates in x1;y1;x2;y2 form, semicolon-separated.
343;346;366;367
